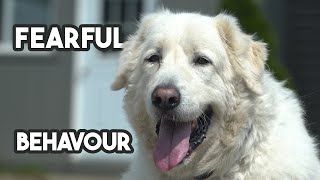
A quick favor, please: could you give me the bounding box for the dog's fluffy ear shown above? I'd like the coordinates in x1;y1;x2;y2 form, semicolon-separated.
216;13;268;94
111;14;157;91
111;35;139;91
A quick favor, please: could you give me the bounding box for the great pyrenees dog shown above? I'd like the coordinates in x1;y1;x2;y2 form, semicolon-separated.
111;11;320;179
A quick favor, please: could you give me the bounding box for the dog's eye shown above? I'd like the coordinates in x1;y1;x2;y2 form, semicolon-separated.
194;56;211;65
146;54;161;63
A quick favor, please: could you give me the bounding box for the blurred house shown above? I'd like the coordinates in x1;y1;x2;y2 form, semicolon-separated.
0;0;319;178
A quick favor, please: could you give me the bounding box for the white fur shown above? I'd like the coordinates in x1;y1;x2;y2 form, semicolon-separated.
112;11;320;180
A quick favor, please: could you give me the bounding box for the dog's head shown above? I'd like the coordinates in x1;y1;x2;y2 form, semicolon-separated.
112;11;267;177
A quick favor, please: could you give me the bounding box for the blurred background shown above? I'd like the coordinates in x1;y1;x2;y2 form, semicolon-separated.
0;0;319;179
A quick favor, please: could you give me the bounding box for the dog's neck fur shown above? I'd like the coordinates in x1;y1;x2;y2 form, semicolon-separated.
193;72;289;179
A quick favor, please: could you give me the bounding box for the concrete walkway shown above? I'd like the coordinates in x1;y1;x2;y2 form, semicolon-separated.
0;173;120;180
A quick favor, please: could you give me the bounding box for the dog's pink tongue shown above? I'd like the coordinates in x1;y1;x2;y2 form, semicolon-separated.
153;120;191;172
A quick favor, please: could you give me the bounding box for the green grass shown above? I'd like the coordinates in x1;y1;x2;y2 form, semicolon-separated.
0;164;46;179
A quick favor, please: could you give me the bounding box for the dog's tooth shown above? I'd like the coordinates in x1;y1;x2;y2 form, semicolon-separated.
192;122;197;129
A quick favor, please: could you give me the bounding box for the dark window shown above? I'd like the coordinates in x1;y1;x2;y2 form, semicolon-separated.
0;0;52;43
103;0;143;39
286;1;320;139
14;0;52;24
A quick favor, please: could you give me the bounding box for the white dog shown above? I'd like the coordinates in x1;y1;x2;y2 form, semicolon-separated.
111;11;320;180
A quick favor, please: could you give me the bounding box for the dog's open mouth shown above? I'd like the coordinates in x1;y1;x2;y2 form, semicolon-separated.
153;106;213;172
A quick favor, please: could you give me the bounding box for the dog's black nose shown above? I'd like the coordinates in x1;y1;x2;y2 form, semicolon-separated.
151;86;180;110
